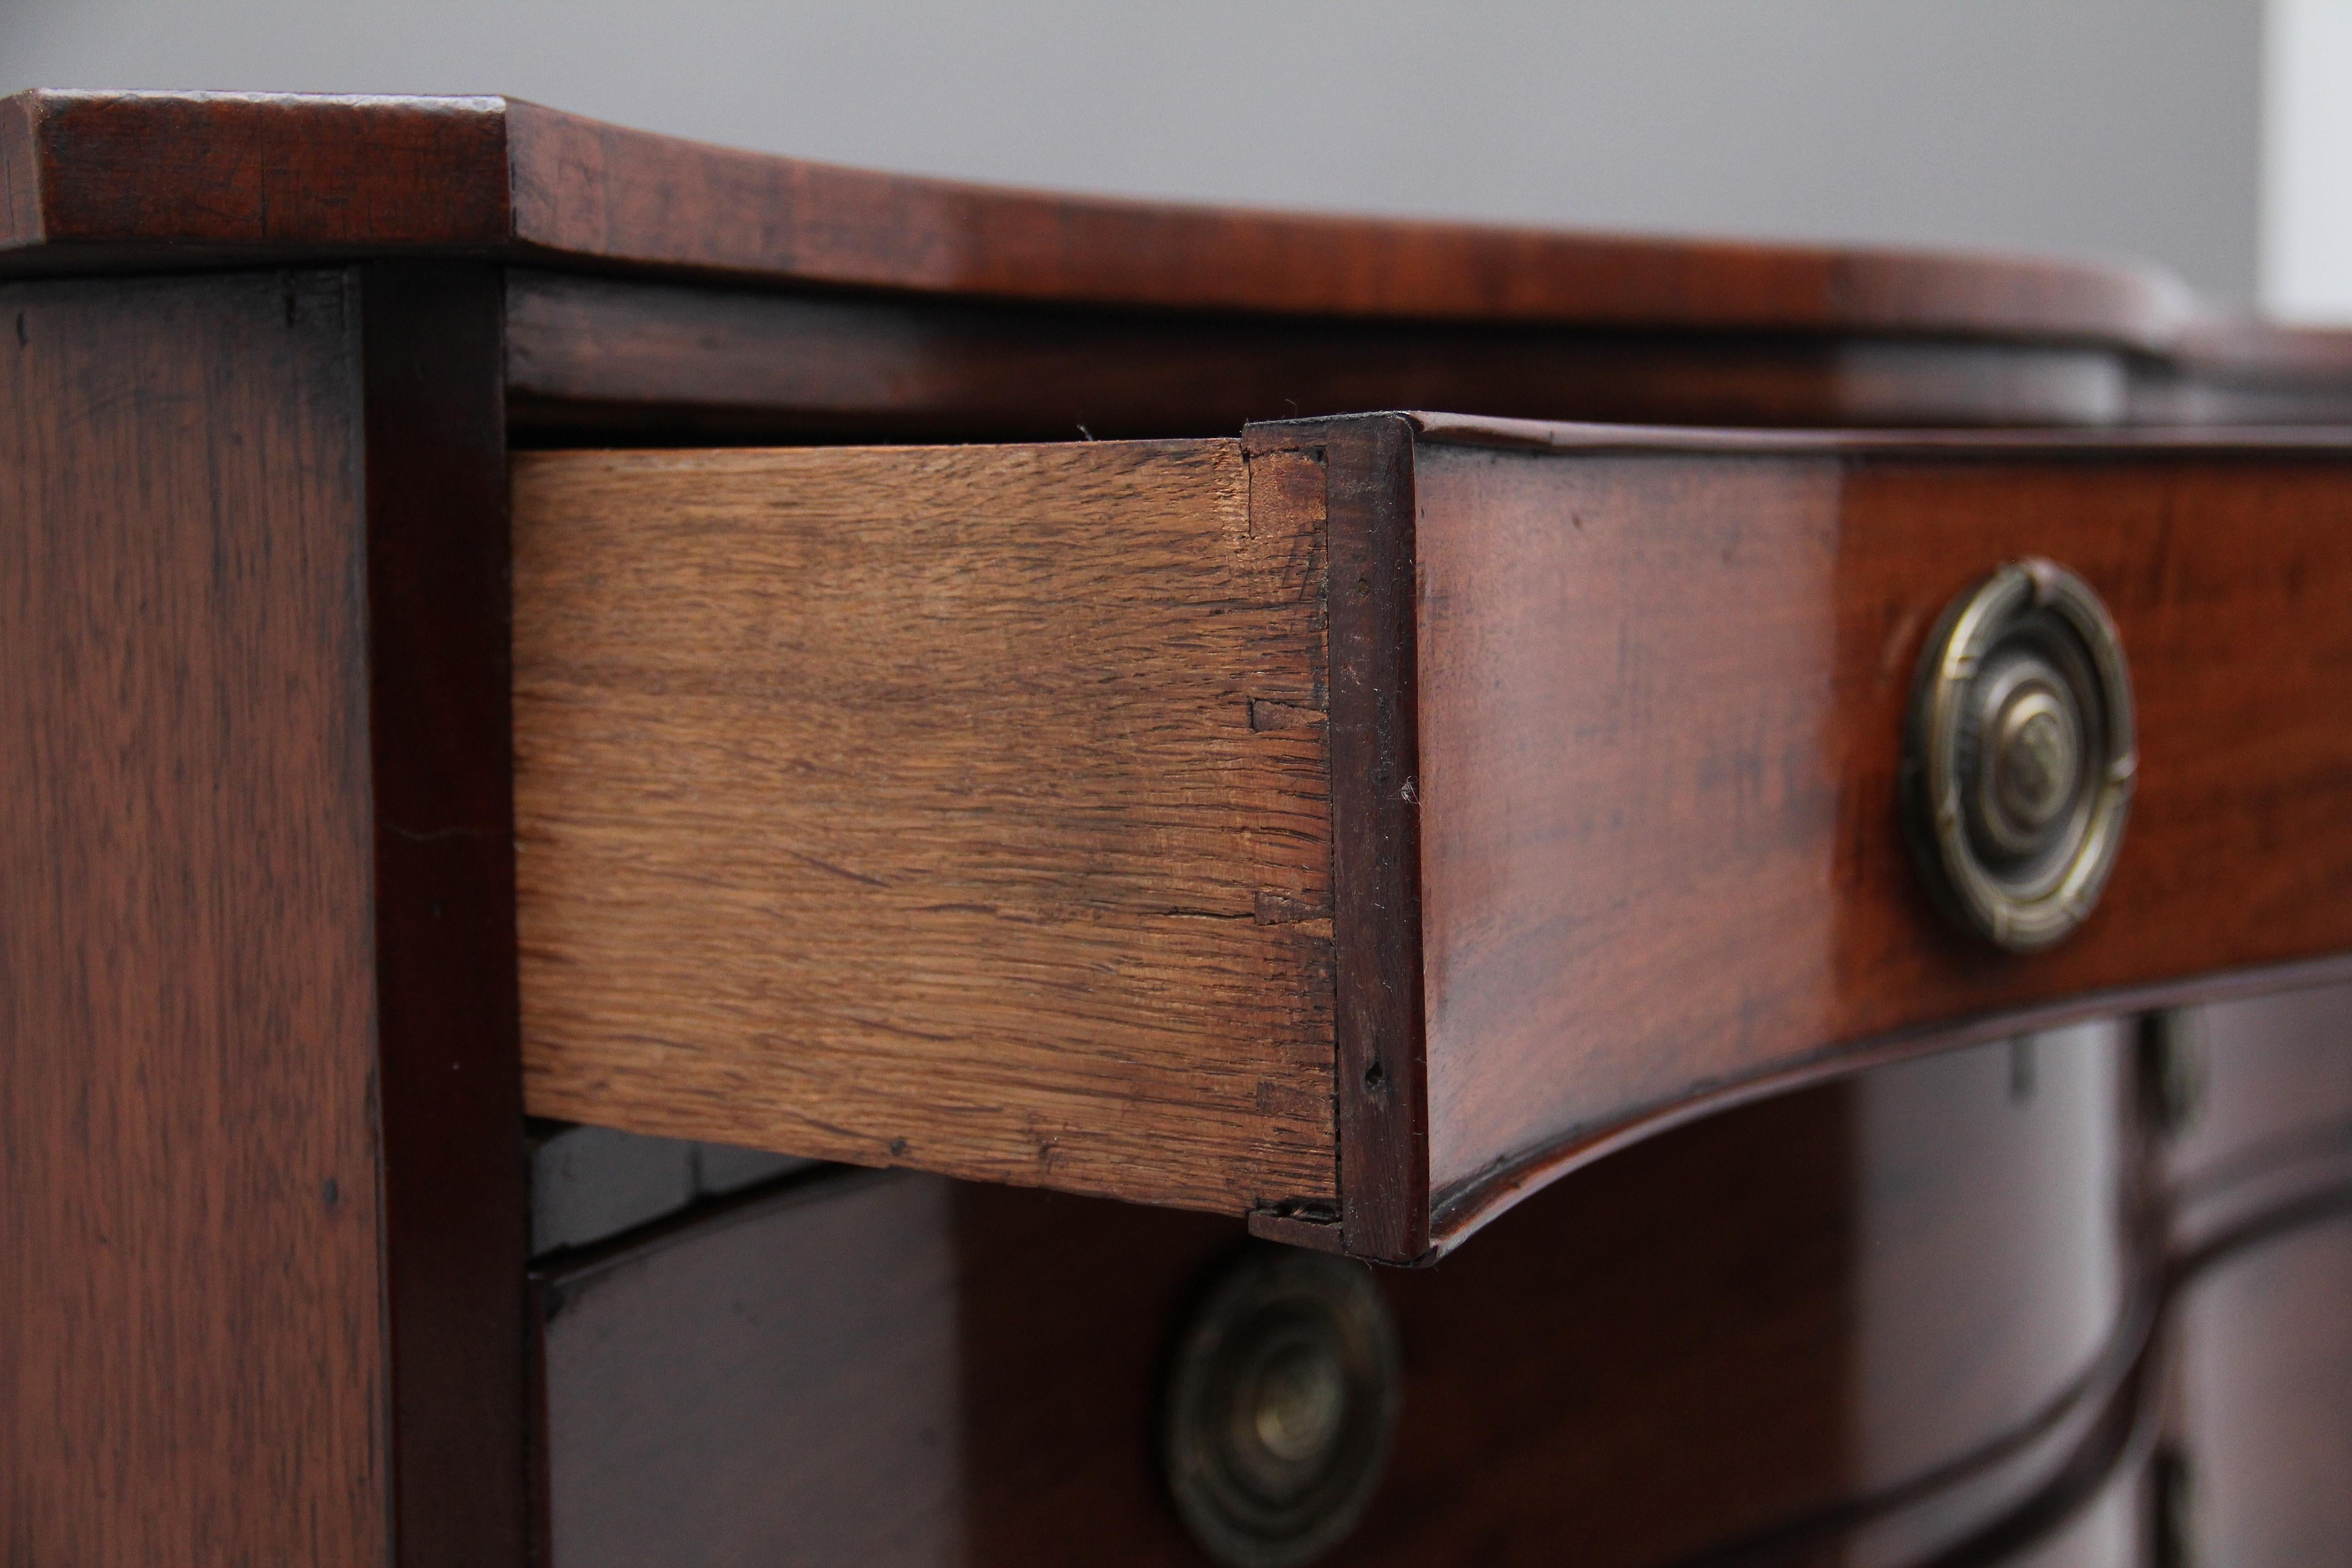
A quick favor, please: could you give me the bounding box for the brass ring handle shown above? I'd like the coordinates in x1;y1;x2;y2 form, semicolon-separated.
1902;559;2136;952
1162;1248;1401;1568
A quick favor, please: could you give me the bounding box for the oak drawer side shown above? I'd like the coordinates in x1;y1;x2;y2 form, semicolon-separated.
513;439;1336;1214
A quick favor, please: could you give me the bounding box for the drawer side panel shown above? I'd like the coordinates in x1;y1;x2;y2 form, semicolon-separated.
514;439;1335;1214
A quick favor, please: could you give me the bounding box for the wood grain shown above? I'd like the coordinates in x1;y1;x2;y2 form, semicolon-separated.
514;440;1337;1215
0;91;509;263
520;419;2352;1257
1390;418;2352;1245
0;88;2207;352
499;98;2195;341
0;265;530;1561
0;272;386;1564
24;89;2352;430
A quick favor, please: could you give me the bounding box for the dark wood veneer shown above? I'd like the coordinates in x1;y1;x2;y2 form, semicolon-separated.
1270;414;2352;1256
19;91;2352;442
537;1027;2174;1567
503;270;2141;442
2166;1217;2352;1567
359;264;532;1568
0;92;509;258
1;90;2194;347
1293;418;1433;1261
0;265;527;1565
0;271;387;1563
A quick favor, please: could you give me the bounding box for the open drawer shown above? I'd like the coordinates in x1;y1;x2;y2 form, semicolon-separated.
513;413;2352;1262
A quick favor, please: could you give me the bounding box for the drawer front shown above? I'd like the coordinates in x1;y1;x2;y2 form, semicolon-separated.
1381;418;2352;1251
536;1032;2156;1568
2162;980;2352;1191
2165;1211;2352;1568
514;416;2352;1260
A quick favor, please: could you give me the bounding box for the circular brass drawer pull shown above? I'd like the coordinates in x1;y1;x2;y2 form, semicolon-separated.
1162;1247;1401;1568
1903;559;2136;952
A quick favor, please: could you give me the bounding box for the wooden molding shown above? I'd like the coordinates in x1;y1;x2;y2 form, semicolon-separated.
1;88;2204;348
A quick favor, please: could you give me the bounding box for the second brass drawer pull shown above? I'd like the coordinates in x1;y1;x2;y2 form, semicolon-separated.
1163;1249;1401;1568
1904;559;2136;952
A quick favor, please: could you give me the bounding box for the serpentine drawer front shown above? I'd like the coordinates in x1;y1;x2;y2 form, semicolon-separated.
513;412;2352;1262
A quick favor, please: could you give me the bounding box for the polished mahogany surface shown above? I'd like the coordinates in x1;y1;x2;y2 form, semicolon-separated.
0;265;530;1565
2168;1222;2352;1566
537;1028;2165;1568
0;91;2191;343
1250;413;2352;1255
357;264;534;1568
16;90;2352;444
0;270;387;1564
502;271;2146;441
2156;982;2352;1568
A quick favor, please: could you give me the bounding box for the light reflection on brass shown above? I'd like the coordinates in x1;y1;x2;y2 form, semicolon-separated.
1162;1247;1401;1568
1903;559;2135;952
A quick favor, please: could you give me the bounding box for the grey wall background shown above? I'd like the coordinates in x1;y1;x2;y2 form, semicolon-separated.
2268;0;2352;318
0;0;2267;300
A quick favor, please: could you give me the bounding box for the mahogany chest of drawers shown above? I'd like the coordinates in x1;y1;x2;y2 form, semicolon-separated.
5;89;2349;1567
